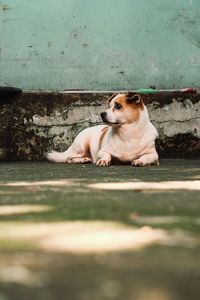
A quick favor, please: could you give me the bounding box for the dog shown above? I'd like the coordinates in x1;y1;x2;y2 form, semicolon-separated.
47;93;159;167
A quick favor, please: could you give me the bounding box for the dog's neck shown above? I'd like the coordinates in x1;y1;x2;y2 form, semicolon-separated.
112;106;150;140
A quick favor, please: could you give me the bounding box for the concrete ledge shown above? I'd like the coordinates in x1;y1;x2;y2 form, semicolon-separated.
0;92;200;161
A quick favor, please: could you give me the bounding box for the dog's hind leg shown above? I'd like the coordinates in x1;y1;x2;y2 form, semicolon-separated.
47;129;92;163
47;144;91;163
68;156;92;164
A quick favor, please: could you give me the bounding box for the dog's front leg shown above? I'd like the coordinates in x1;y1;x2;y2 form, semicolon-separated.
96;150;112;167
132;152;159;167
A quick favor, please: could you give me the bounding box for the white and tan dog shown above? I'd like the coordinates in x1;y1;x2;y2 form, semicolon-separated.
47;93;159;167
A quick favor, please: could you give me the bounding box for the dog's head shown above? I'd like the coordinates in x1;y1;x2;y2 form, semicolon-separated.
100;93;144;126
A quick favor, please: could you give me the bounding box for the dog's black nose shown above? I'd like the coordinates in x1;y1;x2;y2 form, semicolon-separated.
101;112;107;119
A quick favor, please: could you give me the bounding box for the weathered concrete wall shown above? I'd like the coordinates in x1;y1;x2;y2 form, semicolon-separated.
1;0;200;90
0;92;199;161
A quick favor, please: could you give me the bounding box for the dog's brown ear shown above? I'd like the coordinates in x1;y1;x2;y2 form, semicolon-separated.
107;93;118;104
126;93;141;104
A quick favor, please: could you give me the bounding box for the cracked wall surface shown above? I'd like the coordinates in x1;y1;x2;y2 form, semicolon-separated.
0;92;199;161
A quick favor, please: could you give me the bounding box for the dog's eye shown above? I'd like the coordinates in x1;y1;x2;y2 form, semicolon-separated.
114;102;122;110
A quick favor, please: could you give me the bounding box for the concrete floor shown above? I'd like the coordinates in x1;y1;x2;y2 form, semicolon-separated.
0;160;200;300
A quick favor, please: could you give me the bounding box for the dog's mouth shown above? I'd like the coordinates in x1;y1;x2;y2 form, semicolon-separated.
101;113;120;126
102;119;120;126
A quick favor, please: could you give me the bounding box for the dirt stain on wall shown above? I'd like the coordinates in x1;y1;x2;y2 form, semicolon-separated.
0;4;11;12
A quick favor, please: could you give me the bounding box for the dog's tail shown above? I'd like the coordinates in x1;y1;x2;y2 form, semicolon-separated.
46;151;69;163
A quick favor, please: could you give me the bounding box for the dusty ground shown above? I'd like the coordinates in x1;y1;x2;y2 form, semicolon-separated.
0;160;199;300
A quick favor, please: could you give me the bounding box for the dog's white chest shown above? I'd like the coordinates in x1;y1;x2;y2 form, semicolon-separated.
104;138;143;162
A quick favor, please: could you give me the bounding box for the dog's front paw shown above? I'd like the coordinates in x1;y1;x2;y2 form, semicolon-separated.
131;159;145;167
96;159;111;167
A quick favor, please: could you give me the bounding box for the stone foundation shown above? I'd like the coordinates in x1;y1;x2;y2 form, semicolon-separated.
0;92;199;160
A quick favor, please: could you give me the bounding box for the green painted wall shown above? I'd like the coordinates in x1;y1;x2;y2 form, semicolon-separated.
1;0;200;91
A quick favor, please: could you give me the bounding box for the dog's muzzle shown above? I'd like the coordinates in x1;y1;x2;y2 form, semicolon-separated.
100;112;120;126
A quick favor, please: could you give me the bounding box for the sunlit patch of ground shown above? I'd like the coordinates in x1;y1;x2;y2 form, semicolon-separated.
190;175;200;180
129;215;200;225
134;288;177;300
0;221;196;254
0;179;76;187
0;265;47;287
0;205;53;216
88;181;200;191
